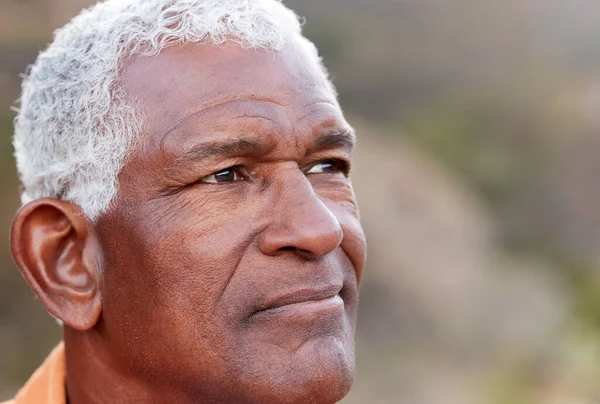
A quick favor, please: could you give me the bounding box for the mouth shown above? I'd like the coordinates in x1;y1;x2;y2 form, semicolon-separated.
252;285;344;318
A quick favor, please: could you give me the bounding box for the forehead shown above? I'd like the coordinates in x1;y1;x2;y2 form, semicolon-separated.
121;39;340;146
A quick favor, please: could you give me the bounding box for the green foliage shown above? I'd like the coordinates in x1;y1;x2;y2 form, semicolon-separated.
0;114;15;162
402;97;552;209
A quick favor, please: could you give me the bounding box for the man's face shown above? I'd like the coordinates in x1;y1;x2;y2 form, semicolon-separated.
95;39;366;403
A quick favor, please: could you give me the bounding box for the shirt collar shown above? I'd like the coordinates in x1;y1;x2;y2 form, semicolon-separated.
14;342;66;404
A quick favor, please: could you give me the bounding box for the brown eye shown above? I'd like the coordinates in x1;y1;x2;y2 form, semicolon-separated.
200;166;245;184
306;159;347;175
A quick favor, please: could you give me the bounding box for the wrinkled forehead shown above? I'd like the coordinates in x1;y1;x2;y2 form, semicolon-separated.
120;38;338;142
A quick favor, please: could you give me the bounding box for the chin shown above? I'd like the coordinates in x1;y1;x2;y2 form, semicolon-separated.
242;335;356;404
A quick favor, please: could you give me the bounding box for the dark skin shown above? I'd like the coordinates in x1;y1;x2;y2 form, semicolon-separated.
11;40;366;404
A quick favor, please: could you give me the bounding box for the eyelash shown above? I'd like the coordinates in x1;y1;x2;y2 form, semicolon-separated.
198;158;349;185
306;159;349;176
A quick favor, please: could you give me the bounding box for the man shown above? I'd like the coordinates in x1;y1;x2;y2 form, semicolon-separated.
5;0;366;403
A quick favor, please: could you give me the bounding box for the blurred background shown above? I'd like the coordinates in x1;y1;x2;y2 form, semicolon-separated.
2;0;600;403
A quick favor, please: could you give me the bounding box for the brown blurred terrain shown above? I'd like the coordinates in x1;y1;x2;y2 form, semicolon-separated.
3;1;600;403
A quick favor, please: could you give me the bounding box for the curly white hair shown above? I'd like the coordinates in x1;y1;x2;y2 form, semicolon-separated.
13;0;334;221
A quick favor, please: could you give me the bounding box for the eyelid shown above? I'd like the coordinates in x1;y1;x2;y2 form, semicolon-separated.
189;153;350;187
198;165;249;184
304;158;350;177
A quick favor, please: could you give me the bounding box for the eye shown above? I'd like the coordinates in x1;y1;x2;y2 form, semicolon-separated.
200;166;247;184
306;159;348;176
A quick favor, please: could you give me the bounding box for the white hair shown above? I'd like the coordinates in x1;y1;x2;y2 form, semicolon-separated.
13;0;334;221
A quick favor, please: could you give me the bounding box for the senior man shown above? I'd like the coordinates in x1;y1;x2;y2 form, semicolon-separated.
5;0;366;403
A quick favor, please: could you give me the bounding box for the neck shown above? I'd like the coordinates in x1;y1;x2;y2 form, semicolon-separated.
63;328;197;404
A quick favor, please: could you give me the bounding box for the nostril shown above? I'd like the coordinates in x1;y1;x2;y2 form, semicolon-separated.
277;246;316;260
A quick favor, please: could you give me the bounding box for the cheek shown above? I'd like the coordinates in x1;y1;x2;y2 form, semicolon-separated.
132;197;260;315
338;211;366;286
101;194;257;322
317;183;367;285
98;195;262;382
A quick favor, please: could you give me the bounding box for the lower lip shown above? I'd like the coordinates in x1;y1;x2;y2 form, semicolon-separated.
254;295;344;319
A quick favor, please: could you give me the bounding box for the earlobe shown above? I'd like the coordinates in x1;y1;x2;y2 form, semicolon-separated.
11;198;103;330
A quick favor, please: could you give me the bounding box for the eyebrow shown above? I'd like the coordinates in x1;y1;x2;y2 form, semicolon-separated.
173;138;265;166
307;130;356;155
168;129;356;171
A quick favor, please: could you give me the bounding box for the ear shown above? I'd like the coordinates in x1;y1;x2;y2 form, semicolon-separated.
11;198;103;330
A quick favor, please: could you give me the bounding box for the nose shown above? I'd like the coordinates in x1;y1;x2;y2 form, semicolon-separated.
258;171;343;260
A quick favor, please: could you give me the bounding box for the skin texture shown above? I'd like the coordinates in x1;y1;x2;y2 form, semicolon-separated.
11;39;366;404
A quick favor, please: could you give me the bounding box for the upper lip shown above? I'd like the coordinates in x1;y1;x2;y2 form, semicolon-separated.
255;284;343;313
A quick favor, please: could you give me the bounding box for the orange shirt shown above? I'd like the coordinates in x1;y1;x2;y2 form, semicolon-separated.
2;343;66;404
